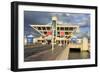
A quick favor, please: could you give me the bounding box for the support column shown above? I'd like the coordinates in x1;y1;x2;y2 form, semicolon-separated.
81;37;89;51
60;40;62;46
51;16;57;53
52;29;54;53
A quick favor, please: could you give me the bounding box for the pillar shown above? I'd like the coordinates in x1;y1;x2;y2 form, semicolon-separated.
81;37;89;51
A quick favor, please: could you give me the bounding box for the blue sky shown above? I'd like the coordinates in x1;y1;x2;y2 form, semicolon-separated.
24;11;90;39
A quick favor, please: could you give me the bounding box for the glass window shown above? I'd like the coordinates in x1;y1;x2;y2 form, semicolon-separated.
61;27;64;30
65;27;68;30
57;27;59;30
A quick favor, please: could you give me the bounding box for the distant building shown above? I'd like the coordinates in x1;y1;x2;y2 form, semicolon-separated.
24;36;27;45
25;35;34;45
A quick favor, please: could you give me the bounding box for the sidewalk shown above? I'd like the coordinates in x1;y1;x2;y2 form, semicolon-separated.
56;47;69;60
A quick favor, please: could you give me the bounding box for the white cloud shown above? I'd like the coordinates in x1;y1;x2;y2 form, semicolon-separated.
57;21;64;24
65;13;71;16
27;34;33;37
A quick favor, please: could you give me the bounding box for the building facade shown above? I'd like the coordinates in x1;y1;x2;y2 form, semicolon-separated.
30;16;79;46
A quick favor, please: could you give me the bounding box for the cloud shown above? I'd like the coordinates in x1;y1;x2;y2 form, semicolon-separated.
49;12;63;17
65;13;71;16
24;11;90;38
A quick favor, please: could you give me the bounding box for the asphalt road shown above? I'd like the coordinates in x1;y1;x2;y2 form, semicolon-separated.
24;44;90;62
24;44;52;58
24;44;66;62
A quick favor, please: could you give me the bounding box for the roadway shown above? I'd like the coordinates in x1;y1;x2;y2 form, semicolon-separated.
24;44;69;62
24;44;90;62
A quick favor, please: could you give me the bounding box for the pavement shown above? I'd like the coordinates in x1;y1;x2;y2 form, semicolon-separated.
24;44;69;62
56;47;69;60
24;44;90;62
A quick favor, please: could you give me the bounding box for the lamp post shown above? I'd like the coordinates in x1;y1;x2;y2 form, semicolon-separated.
51;16;57;53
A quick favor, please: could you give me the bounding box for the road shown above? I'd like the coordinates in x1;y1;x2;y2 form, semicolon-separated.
24;44;69;62
24;44;51;58
24;44;90;62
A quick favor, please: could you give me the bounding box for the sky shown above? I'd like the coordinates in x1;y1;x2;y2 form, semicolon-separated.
24;11;90;39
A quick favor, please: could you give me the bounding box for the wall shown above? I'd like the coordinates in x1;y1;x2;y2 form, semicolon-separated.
0;0;99;73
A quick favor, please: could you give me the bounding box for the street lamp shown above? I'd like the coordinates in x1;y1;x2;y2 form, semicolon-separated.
51;16;57;53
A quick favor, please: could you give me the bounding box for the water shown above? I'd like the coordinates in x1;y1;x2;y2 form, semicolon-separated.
68;49;90;60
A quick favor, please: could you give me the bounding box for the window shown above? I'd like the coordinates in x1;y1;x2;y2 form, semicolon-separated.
38;27;41;30
47;27;50;30
61;27;64;30
44;32;47;35
57;27;59;30
57;32;60;35
65;32;68;35
42;27;46;30
69;27;73;31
